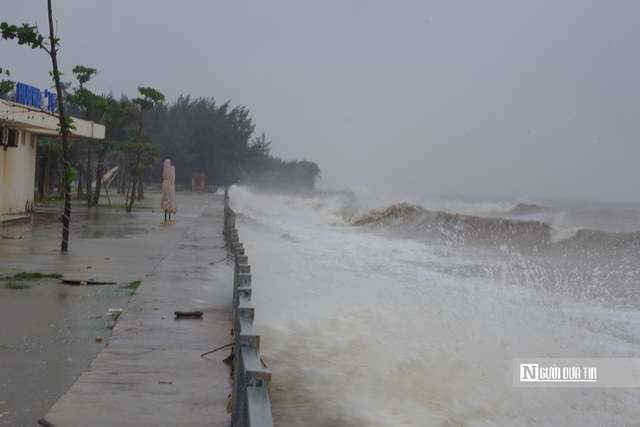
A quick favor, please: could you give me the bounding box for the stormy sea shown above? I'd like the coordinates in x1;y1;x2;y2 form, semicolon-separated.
228;186;640;426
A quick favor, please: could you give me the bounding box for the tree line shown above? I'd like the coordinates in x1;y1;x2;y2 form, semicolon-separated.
144;97;321;191
2;73;322;203
2;3;320;252
2;60;322;203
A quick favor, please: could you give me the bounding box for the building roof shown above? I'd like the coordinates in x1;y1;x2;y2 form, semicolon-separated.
0;99;105;139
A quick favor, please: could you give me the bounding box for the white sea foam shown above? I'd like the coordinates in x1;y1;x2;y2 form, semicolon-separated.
229;187;640;426
549;225;582;243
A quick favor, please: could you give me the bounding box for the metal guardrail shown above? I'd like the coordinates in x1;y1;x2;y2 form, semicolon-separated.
224;188;274;427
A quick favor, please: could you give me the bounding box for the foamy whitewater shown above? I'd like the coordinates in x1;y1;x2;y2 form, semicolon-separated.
228;186;640;426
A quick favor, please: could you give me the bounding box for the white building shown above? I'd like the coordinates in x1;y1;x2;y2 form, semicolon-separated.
0;92;105;221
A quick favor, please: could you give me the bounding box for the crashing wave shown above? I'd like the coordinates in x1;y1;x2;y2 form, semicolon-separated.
349;201;639;250
350;203;427;226
507;202;557;216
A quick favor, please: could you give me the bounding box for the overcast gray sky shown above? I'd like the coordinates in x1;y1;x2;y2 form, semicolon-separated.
2;1;639;203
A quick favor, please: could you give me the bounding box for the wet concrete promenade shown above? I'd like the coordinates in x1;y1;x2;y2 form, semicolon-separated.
1;192;233;426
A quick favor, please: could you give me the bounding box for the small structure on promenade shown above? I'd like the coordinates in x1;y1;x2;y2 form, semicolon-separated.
0;83;105;220
191;172;205;193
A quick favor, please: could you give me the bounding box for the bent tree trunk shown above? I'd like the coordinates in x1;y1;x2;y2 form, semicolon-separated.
92;147;106;205
126;153;141;213
37;156;47;200
86;140;92;208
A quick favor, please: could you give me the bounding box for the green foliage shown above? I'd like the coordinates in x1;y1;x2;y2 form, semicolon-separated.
113;87;165;212
71;65;98;85
104;97;139;139
12;272;63;279
0;22;46;49
114;140;158;156
243;157;321;192
143;96;321;190
144;96;255;185
48;69;64;83
0;67;14;97
4;281;31;290
122;280;141;289
68;65;108;122
2;271;62;290
133;86;165;111
61;166;76;184
56;114;76;134
34;193;90;207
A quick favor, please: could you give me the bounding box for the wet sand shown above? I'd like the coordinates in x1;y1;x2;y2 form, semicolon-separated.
0;192;215;426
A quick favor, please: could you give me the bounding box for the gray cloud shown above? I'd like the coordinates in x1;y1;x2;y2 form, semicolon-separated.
2;1;638;203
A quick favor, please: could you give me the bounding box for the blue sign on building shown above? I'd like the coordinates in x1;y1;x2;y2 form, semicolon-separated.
16;82;56;114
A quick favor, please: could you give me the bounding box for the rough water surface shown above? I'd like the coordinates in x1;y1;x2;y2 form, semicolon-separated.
230;186;640;427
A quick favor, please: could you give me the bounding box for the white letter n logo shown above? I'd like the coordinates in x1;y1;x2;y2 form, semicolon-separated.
520;364;538;381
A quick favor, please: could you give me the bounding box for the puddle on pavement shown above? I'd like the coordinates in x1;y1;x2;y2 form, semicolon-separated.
0;279;134;426
70;209;157;239
79;226;151;239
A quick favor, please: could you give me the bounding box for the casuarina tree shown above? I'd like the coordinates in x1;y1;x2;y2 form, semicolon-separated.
123;86;164;212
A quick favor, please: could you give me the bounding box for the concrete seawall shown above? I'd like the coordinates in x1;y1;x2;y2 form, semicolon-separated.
41;194;233;426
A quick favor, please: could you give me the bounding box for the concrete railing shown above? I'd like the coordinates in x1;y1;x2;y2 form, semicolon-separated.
224;189;274;427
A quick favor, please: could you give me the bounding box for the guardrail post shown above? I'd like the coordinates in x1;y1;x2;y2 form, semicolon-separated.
225;198;274;427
